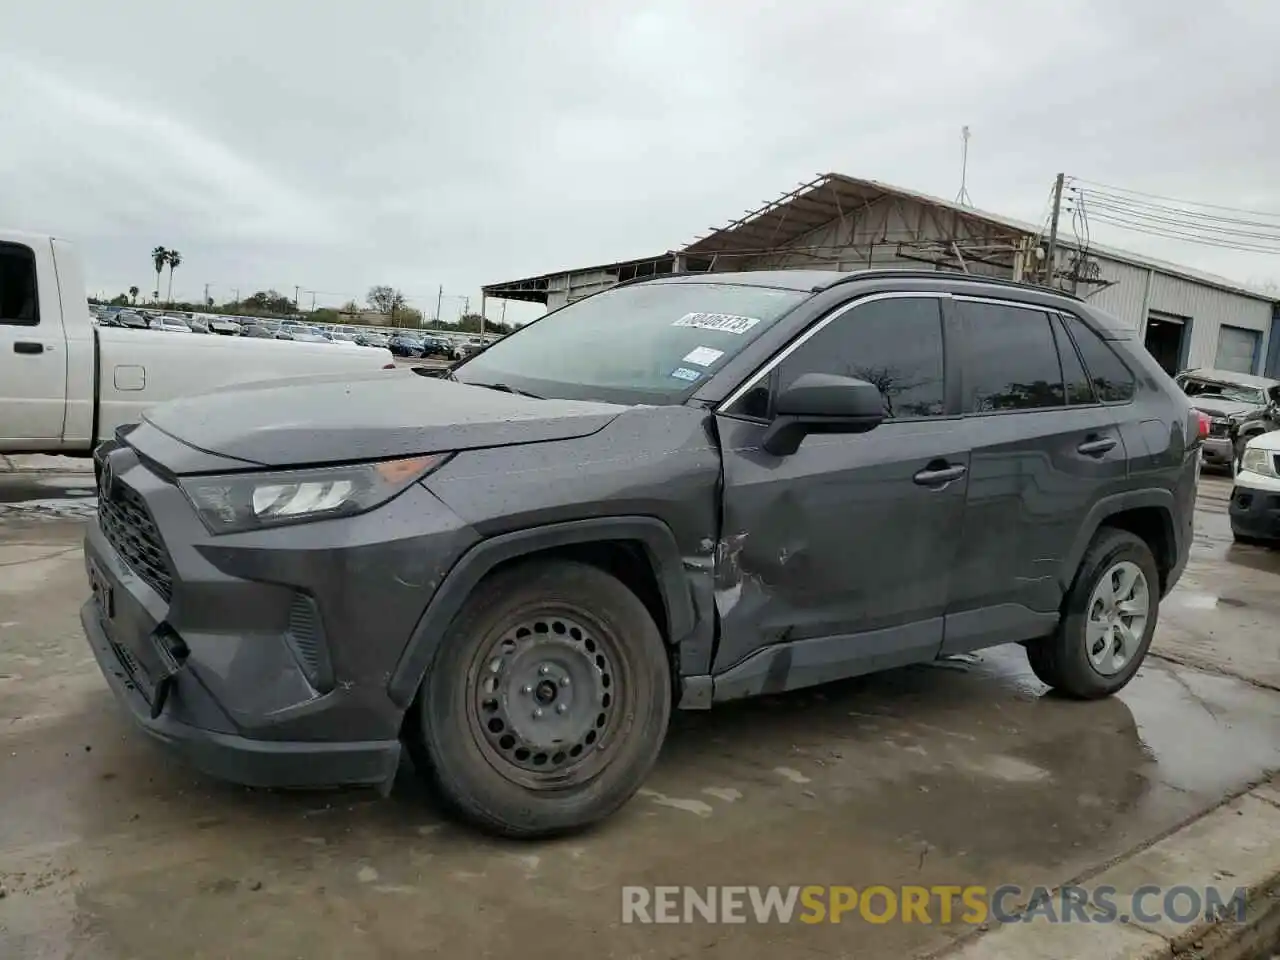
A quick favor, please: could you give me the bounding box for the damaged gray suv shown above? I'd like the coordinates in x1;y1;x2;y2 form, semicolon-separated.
82;270;1200;837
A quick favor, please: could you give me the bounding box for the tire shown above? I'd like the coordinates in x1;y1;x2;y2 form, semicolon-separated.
405;560;671;838
1025;528;1159;699
1232;529;1265;546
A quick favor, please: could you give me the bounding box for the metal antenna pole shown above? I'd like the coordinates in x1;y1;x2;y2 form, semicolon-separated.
955;126;973;206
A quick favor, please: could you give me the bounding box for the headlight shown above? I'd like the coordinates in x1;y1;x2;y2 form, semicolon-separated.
179;454;452;534
1239;446;1279;479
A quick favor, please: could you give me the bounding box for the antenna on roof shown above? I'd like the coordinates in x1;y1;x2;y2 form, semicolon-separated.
956;126;973;206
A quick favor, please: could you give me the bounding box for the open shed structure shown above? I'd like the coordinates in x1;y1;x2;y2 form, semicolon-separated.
483;173;1280;377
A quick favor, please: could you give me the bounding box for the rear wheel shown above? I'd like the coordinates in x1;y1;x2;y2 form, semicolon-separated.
1026;528;1159;699
406;560;671;838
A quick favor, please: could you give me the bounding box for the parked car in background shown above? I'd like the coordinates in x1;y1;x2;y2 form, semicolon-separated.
421;336;453;359
209;317;242;336
0;229;398;455
80;269;1199;838
356;332;391;349
242;324;276;339
189;317;212;334
452;337;484;360
1229;430;1280;544
151;316;191;334
114;311;149;329
388;334;424;358
1175;368;1280;471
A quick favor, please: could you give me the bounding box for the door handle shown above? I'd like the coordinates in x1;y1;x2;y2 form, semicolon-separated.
913;463;967;486
1077;436;1118;456
13;341;44;355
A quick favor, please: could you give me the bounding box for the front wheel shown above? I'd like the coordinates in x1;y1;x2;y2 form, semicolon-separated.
1026;529;1159;699
406;560;671;838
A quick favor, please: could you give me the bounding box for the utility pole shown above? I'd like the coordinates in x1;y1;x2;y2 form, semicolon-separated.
203;282;210;307
233;287;239;305
500;300;507;325
310;291;316;311
293;285;300;311
435;284;443;327
1044;172;1065;289
480;293;486;341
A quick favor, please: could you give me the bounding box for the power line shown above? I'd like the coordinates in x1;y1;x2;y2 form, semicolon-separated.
1075;211;1280;255
1069;178;1280;219
1070;187;1280;231
1074;199;1280;242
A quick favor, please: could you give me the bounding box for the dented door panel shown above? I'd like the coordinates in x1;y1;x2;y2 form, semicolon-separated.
711;414;969;675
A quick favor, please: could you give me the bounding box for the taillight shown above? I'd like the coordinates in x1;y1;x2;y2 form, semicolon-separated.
1189;409;1209;445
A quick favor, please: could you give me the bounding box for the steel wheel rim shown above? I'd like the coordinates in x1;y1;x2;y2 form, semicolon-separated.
1086;560;1150;677
464;602;627;790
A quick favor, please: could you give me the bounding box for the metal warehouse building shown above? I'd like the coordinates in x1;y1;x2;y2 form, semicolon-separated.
483;173;1280;379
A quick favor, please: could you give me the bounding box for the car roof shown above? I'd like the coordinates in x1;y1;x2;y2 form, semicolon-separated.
1180;368;1279;388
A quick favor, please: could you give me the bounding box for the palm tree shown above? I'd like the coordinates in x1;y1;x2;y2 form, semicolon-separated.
151;247;168;303
128;285;139;305
165;250;182;304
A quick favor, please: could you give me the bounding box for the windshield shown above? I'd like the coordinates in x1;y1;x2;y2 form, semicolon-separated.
455;280;809;403
1180;377;1265;404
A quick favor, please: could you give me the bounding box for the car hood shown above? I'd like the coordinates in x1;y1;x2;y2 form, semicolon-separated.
142;369;627;469
1190;399;1260;419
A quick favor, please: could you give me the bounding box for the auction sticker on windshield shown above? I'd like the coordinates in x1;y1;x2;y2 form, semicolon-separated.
682;346;725;367
670;367;703;382
673;313;761;335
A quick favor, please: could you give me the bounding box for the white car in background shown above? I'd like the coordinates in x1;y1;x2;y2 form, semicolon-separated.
151;316;191;333
1229;430;1280;545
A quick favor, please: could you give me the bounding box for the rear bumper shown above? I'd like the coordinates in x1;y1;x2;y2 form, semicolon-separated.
1201;437;1234;466
81;599;401;788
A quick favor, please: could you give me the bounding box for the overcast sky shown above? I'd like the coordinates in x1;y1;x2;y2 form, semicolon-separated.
3;0;1278;324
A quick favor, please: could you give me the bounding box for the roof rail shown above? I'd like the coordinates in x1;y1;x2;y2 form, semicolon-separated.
824;269;1085;302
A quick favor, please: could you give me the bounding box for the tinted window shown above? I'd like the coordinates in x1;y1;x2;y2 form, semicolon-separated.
0;243;39;327
1050;314;1095;405
1063;314;1136;403
456;281;808;404
960;302;1064;412
774;297;946;419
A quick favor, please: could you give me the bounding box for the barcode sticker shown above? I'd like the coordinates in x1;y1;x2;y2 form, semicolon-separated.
672;313;761;335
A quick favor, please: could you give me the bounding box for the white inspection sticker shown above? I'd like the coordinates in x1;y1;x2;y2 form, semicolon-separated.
673;312;761;335
681;346;725;367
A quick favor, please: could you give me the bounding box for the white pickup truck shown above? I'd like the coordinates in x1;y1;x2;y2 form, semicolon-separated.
1;230;394;455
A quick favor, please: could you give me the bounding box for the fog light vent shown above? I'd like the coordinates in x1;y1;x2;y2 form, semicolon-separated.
285;593;333;692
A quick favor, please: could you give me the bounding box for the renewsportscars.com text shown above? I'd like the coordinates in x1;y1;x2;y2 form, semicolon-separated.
621;884;1247;925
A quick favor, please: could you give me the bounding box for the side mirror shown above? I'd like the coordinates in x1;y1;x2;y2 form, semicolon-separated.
760;373;885;456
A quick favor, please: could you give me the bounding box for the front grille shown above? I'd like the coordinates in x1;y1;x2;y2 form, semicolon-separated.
99;483;174;602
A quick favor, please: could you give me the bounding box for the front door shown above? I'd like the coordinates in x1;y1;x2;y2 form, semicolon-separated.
0;240;67;445
712;293;968;677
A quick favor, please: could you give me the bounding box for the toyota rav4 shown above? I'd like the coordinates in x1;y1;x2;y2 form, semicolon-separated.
82;269;1200;837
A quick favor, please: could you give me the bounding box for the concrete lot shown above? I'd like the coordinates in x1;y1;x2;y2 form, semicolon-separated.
1;470;1279;959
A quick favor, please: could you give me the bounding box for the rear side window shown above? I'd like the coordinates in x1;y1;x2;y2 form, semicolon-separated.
1062;313;1136;403
1050;314;1096;405
0;242;39;327
958;301;1064;413
772;296;947;420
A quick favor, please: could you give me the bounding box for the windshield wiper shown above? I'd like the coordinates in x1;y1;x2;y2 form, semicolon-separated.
469;381;543;399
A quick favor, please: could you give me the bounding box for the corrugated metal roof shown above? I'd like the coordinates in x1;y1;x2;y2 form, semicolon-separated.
685;173;1276;303
483;172;1279;305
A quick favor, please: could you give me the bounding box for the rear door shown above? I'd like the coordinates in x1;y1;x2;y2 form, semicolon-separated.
0;239;68;445
944;298;1129;652
713;292;969;677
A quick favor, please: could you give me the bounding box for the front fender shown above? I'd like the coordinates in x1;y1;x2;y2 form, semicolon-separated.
386;516;702;707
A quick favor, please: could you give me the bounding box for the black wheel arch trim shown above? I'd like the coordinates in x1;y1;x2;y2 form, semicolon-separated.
387;516;697;707
1060;489;1177;593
